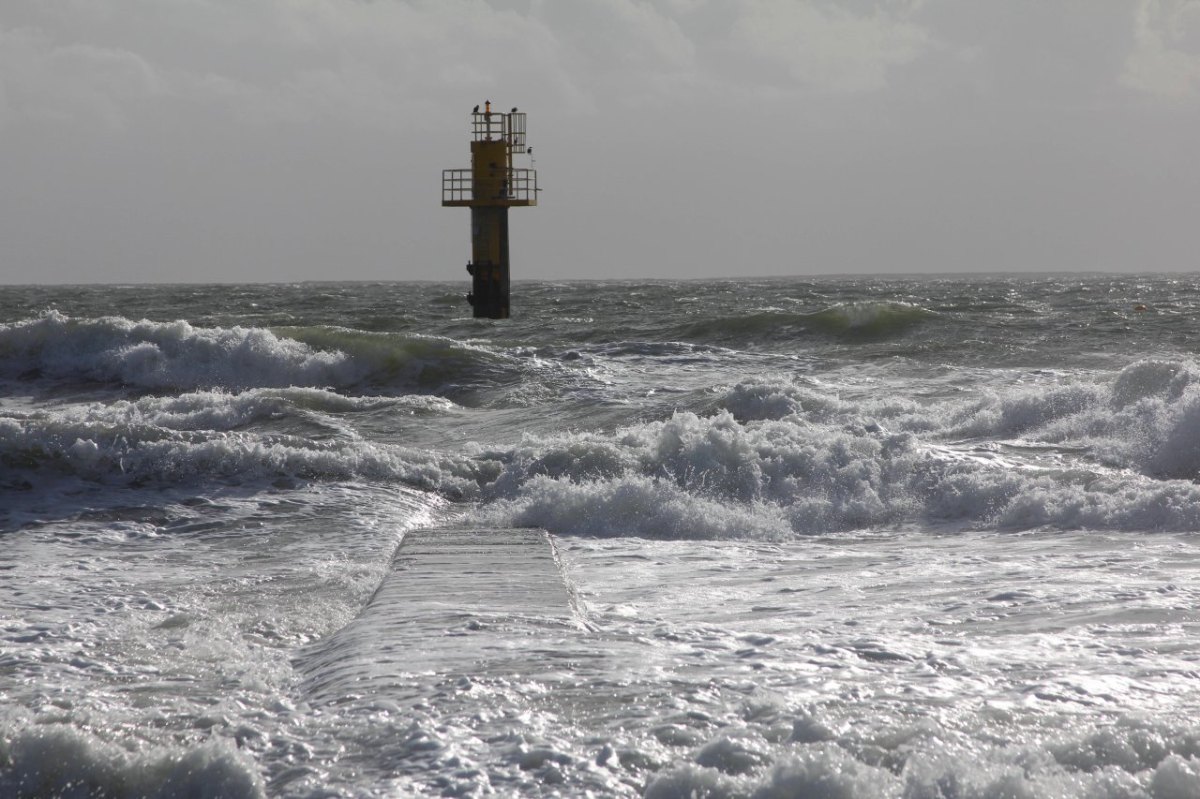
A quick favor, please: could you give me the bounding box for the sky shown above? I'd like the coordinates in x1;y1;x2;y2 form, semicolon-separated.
1;0;1198;284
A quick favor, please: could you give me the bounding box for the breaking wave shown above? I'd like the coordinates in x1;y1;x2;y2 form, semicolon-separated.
469;406;1200;538
0;412;478;497
468;358;1200;538
945;358;1200;479
10;342;1200;538
803;301;937;337
0;312;521;395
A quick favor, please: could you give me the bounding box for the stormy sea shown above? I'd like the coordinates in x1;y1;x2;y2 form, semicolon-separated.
2;276;1200;798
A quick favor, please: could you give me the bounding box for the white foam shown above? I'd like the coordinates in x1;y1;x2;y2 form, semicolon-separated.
645;743;899;799
751;745;899;798
694;735;772;775
717;377;847;422
643;764;744;799
0;726;264;798
642;722;1200;799
478;473;794;540
1151;755;1200;799
465;391;1200;536
469;409;922;536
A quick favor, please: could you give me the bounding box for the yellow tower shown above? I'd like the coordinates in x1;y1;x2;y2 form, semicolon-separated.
442;101;538;319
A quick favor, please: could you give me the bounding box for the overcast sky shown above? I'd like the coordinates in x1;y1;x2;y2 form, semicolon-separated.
1;1;1198;284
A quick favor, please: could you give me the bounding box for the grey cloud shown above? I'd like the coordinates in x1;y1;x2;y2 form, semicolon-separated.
1123;0;1200;98
730;0;930;93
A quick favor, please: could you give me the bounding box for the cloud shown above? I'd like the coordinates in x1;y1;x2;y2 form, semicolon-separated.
0;0;949;133
730;0;931;93
1122;0;1200;98
0;0;570;133
0;25;165;131
531;0;699;107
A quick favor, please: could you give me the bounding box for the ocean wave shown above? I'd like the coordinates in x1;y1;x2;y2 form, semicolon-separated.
476;473;794;540
946;359;1200;480
803;301;938;337
37;387;436;433
0;311;360;390
717;360;1200;482
0;312;525;396
0;412;480;497
710;376;850;423
12;374;1187;537
14;354;1200;537
672;302;936;345
278;325;524;393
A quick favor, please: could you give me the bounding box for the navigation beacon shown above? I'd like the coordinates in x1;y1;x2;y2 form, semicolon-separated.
441;101;538;319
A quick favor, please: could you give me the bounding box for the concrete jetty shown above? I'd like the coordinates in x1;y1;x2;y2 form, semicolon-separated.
299;527;586;702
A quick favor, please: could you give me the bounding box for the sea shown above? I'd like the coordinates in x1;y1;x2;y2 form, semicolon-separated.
2;276;1200;798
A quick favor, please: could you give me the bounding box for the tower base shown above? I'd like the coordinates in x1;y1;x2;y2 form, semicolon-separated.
466;261;509;319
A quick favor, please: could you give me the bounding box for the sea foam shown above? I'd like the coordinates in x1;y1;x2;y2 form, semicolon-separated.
640;717;1200;799
0;726;264;798
468;366;1200;537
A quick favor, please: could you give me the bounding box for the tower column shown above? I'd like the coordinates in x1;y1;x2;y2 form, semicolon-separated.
468;206;510;319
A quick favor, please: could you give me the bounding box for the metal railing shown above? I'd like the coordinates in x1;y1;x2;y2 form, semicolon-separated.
470;111;527;153
442;168;538;205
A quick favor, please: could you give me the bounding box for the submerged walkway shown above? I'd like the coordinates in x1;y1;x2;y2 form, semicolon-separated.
299;527;586;702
